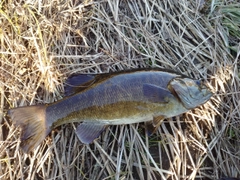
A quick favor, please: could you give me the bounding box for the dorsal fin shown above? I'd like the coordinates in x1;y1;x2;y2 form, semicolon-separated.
64;74;96;96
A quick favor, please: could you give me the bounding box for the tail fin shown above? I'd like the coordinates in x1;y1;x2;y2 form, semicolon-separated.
8;105;50;153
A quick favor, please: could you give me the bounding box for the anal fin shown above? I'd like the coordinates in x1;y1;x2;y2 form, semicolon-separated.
76;122;107;144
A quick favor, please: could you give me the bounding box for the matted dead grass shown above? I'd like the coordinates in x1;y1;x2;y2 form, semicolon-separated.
0;0;240;179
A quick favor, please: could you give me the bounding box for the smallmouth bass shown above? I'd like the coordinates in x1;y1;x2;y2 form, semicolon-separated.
8;68;212;153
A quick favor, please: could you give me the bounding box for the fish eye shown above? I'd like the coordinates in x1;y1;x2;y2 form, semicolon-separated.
195;80;201;86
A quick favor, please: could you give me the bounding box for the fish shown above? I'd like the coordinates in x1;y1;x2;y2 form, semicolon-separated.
8;68;213;153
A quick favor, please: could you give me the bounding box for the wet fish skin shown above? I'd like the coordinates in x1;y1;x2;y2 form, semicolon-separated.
8;68;212;153
47;70;185;127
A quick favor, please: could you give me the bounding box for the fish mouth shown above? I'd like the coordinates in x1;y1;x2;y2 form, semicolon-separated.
168;78;213;109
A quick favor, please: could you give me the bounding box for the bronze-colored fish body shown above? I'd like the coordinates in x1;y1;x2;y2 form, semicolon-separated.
48;70;188;126
8;68;212;153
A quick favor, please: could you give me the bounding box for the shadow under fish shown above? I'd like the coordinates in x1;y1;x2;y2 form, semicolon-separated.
8;68;213;153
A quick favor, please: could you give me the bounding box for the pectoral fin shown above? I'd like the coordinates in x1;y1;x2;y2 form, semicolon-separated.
76;122;107;144
145;115;165;135
143;84;174;103
65;74;96;96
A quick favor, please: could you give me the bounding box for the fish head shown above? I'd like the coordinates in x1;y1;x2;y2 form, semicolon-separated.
168;78;212;109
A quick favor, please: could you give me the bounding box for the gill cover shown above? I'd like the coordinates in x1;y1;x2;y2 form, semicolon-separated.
169;78;212;109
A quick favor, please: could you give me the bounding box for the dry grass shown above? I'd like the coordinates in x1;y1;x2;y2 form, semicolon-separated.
0;0;240;179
